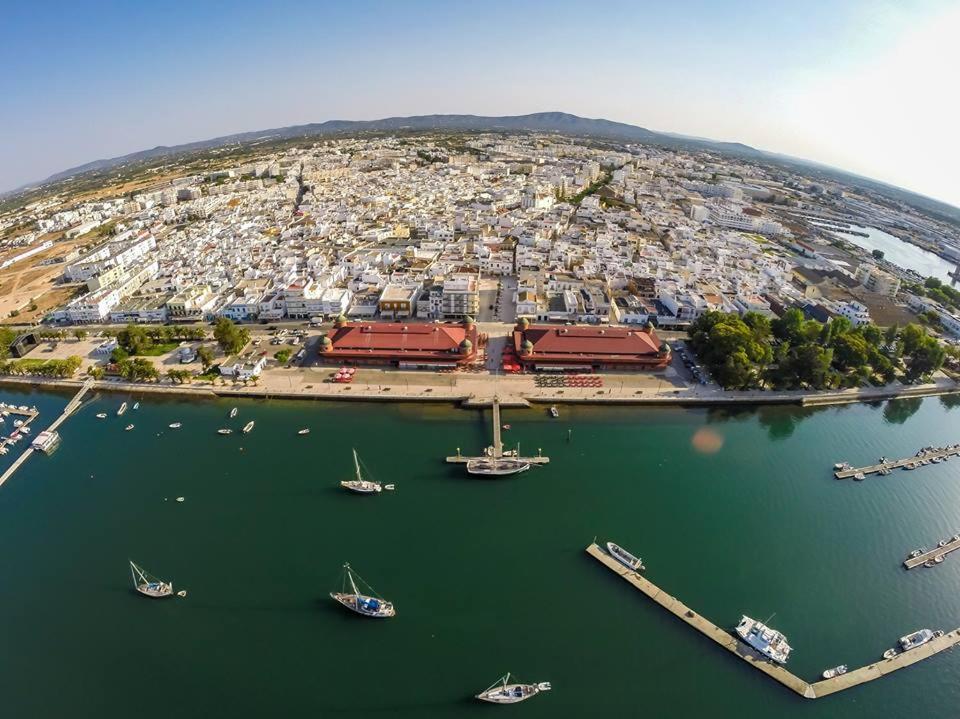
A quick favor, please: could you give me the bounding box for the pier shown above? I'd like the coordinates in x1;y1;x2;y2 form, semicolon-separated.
586;542;960;699
0;379;94;489
446;396;549;466
903;534;960;570
834;444;960;479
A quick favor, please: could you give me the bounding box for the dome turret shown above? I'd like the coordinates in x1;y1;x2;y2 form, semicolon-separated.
520;339;534;355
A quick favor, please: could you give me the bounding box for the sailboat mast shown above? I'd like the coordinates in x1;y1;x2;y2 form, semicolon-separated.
347;565;360;597
353;449;361;482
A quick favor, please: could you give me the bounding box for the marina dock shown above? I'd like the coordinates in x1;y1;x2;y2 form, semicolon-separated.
834;444;960;479
0;379;94;489
445;396;549;466
903;534;960;570
586;542;960;699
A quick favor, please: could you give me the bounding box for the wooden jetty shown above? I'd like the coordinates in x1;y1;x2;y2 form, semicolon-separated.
445;396;549;466
586;542;960;699
903;534;960;570
0;379;94;489
834;444;960;479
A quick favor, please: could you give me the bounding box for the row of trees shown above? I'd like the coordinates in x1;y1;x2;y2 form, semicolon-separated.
0;356;83;378
912;277;960;313
688;309;947;391
113;324;206;355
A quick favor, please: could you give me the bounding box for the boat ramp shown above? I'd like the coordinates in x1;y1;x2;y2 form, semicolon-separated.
834;443;960;480
586;542;960;699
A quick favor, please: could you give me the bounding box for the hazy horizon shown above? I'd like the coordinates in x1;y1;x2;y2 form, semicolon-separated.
3;0;958;207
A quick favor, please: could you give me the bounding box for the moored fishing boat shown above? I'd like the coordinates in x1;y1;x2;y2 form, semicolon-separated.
129;560;174;598
821;664;848;679
475;673;551;704
242;421;255;434
606;541;644;571
329;563;395;617
341;449;383;493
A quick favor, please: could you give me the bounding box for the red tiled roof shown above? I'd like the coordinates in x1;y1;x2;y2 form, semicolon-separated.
324;322;477;363
513;324;667;366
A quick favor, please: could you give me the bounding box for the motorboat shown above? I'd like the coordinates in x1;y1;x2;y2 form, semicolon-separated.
129;561;174;598
883;648;897;659
329;563;395;617
117;402;128;416
217;428;233;435
606;541;644;572
549;405;559;418
821;665;848;679
934;555;945;564
853;472;865;481
242;421;255;434
96;413;107;419
230;407;238;418
298;428;310;435
124;424;135;431
735;616;792;664
475;674;551;704
899;629;937;651
168;422;182;429
133;402;140;410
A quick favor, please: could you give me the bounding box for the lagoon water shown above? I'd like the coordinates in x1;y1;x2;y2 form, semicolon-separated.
1;388;960;718
833;224;957;283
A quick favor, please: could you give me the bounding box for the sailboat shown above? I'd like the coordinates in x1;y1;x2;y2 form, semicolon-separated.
117;402;128;416
329;563;395;617
475;673;552;704
129;560;174;598
230;407;238;418
340;449;383;493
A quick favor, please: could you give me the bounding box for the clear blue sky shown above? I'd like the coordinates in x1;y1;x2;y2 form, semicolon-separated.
3;0;958;206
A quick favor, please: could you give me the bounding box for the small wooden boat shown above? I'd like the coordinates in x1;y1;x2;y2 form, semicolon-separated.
129;560;174;598
475;673;551;704
330;563;395;617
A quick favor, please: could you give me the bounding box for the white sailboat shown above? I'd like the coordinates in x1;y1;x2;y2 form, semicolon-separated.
341;449;384;494
475;673;552;704
330;563;395;617
129;560;174;598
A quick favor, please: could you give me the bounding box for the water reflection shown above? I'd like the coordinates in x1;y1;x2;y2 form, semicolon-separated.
882;397;924;425
705;404;836;440
940;393;960;410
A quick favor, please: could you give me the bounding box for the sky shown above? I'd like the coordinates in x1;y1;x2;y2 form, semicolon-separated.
2;0;958;206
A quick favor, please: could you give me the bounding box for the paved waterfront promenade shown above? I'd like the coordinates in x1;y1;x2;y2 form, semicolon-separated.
586;543;960;699
0;369;955;410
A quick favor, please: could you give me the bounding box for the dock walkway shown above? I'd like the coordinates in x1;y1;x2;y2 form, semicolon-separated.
834;444;960;479
586;542;960;699
0;379;94;489
903;534;960;569
445;396;549;466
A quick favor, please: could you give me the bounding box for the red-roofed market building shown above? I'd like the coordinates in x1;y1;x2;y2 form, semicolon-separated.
319;316;479;368
512;319;670;371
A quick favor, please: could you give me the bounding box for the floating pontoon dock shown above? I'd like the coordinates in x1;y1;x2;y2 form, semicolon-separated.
586;542;960;699
445;396;549;467
834;444;959;479
903;535;960;570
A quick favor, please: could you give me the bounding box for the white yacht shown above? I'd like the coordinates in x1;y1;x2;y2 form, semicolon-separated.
129;560;174;598
341;449;382;494
735;616;792;664
475;674;551;704
606;541;644;571
330;563;395;617
900;629;940;651
466;457;531;476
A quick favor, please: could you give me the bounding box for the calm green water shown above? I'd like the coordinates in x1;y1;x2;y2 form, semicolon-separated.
1;389;960;718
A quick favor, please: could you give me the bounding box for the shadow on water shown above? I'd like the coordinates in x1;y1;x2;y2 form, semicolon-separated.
882;397;924;425
940;393;960;410
705;404;839;440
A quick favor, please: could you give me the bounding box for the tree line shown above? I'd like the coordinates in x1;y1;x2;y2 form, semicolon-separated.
688;309;947;391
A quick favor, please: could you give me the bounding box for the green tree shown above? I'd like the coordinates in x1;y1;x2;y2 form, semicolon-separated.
274;348;292;363
832;333;870;371
884;323;899;346
196;344;215;370
905;337;946;381
900;324;927;356
213;318;250;355
772;308;804;341
73;329;88;342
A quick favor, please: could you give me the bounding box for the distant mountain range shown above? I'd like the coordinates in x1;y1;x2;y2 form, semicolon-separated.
16;111;960;225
